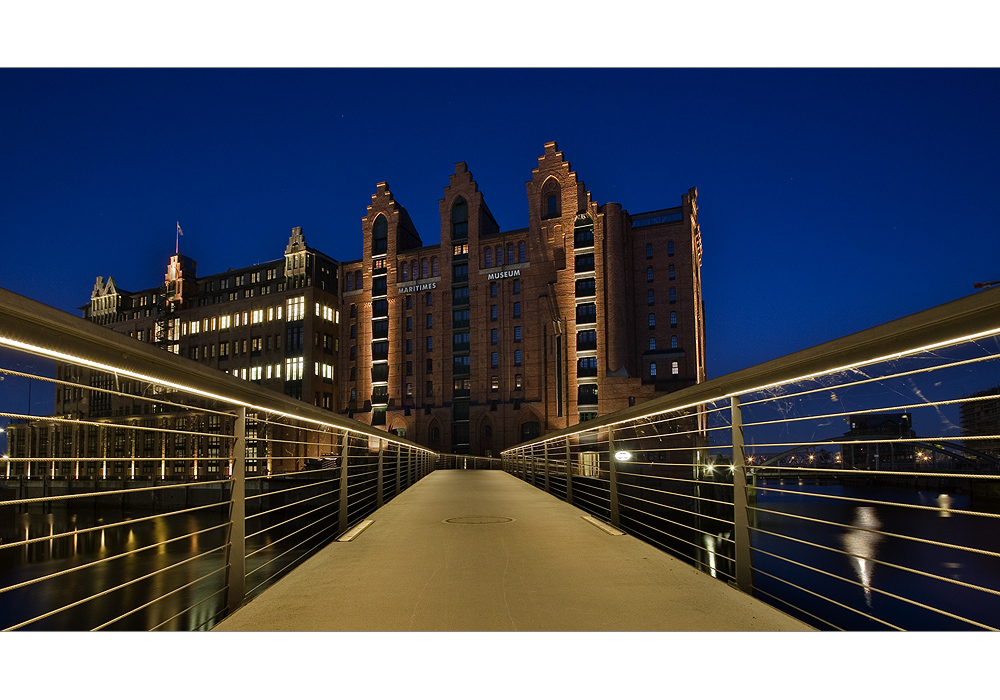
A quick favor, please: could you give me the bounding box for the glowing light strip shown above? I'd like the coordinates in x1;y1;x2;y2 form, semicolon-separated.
738;351;1000;407
0;336;432;454
742;394;1000;429
509;326;1000;454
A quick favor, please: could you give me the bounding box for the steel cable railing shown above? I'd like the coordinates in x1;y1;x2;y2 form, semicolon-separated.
0;286;437;630
503;285;1000;631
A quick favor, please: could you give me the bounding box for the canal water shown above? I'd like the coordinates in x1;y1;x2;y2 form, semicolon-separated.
0;477;341;631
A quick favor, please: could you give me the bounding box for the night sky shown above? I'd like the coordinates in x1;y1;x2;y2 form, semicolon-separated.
3;69;998;380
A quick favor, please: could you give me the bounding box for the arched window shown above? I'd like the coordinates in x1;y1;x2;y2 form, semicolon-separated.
671;335;678;349
422;259;429;278
496;245;503;266
432;257;438;276
650;362;657;377
402;263;408;282
518;241;526;263
346;274;353;292
507;244;514;265
669;287;677;303
372;214;388;255
541;178;560;219
411;261;417;280
484;248;492;268
354;270;362;289
670;311;677;327
483;424;492;439
452;197;468;240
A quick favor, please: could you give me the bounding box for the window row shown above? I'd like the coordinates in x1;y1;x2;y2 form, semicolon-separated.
483;241;527;268
180;303;290;335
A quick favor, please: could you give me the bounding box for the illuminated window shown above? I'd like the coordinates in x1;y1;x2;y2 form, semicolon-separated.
515;374;522;390
649;337;656;350
650;362;657;377
672;361;679;375
491;376;499;391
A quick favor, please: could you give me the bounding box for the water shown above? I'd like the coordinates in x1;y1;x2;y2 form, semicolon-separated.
0;475;342;631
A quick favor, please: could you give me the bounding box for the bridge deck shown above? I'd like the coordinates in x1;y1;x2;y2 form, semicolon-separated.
215;470;811;631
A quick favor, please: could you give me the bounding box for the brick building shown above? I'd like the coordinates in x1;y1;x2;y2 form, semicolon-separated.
342;142;706;455
9;141;706;472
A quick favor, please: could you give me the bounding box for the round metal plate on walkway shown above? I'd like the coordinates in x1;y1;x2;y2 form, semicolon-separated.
443;516;514;524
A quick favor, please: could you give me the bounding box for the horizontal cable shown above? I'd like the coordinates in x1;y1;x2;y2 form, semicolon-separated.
751;465;1000;480
244;513;338;575
743;394;1000;429
619;513;736;565
0;523;228;597
149;588;228;631
244;476;338;503
243;520;341;599
0;500;230;552
246;501;337;549
749;524;1000;598
749;484;1000;520
0;477;231;507
748;505;1000;559
618;490;735;531
0;366;236;417
92;565;228;631
0;411;235;439
750;546;996;631
619;480;736;513
246;487;337;523
749;571;867;631
3;543;228;631
739;352;1000;408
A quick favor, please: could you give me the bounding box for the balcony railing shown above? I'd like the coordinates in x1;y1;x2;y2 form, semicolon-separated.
0;288;435;631
503;286;1000;631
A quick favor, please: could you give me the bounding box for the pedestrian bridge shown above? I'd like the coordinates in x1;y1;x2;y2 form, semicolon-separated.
214;469;806;631
3;286;1000;632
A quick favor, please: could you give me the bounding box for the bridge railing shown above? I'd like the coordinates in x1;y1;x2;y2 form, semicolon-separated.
503;286;1000;631
0;288;435;631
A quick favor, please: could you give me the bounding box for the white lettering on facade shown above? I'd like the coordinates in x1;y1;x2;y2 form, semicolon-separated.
487;269;521;281
397;281;438;294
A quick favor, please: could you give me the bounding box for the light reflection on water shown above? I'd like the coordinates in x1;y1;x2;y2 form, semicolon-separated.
841;506;883;608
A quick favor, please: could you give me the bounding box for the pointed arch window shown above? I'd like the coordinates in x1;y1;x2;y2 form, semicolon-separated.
541;178;561;219
452;197;468;240
372;214;388;255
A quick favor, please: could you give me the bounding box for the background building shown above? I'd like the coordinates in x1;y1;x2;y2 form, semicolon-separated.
10;141;705;469
343;142;706;455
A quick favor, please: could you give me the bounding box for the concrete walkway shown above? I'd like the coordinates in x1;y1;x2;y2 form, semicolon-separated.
215;470;811;631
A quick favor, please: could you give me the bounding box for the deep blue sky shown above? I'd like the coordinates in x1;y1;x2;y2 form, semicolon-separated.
2;68;998;379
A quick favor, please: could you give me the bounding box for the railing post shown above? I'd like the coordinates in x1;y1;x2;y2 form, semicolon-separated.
376;440;385;508
543;441;550;493
564;440;573;506
607;426;620;528
339;430;350;534
395;444;402;497
225;407;246;615
731;396;753;594
528;444;534;485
